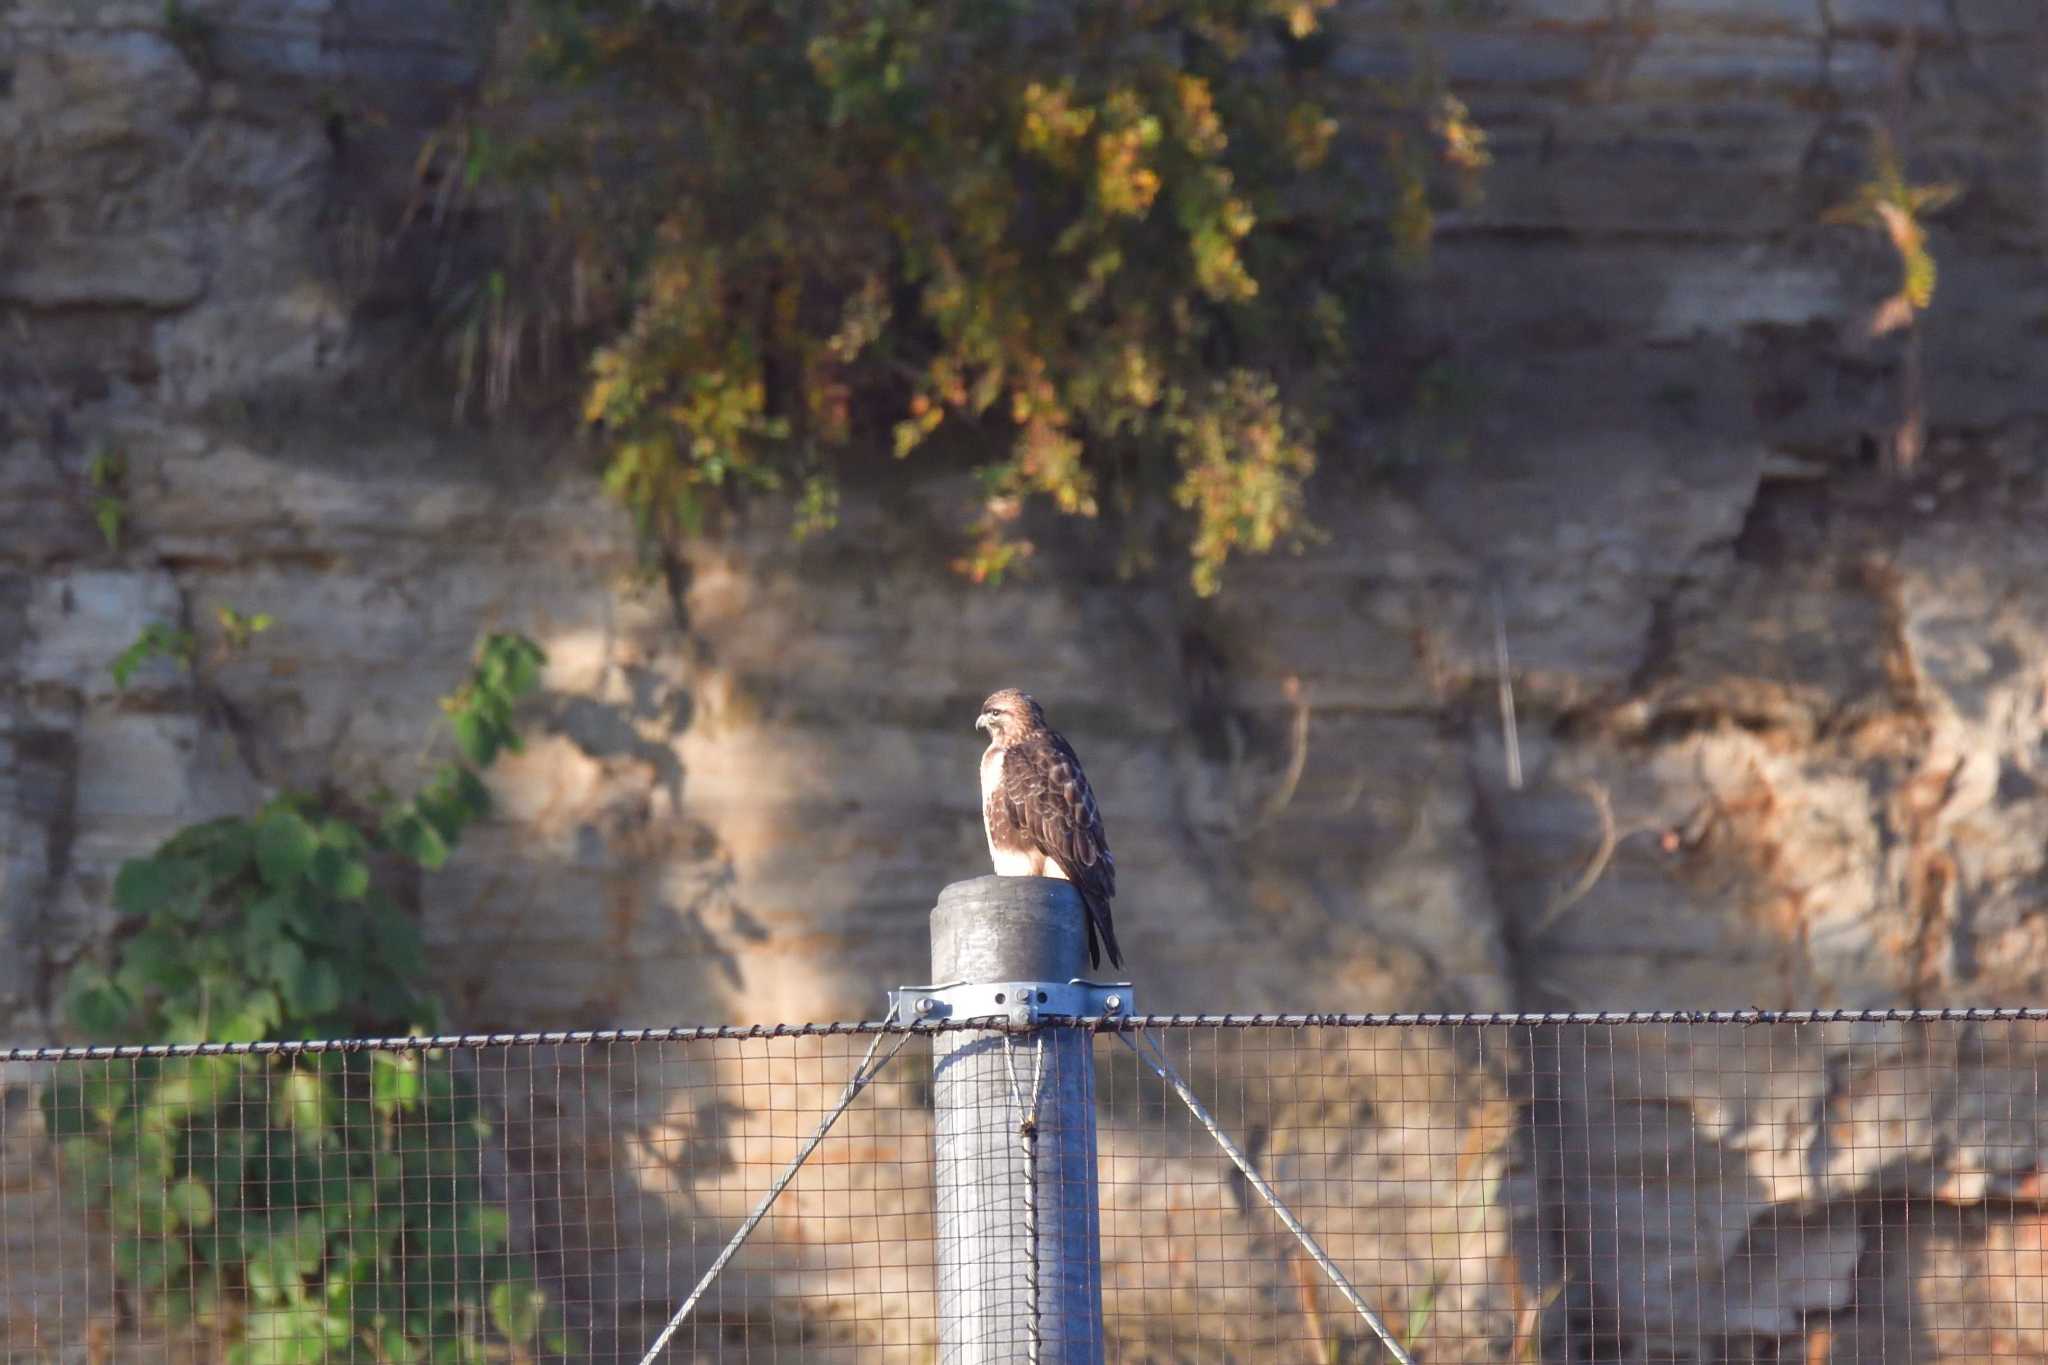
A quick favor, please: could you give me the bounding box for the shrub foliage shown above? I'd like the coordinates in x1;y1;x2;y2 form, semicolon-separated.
450;0;1463;593
48;634;561;1363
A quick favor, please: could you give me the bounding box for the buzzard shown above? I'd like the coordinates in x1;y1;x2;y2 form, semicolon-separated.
975;689;1123;970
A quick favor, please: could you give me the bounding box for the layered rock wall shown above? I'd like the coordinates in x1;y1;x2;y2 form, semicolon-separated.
7;2;2048;1359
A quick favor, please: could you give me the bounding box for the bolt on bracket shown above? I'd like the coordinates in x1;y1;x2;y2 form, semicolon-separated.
887;979;1134;1028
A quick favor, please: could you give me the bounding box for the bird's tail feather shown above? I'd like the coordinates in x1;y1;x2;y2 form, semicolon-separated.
1089;897;1123;972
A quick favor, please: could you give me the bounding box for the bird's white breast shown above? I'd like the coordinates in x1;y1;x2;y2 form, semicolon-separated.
979;744;1042;876
979;742;1003;811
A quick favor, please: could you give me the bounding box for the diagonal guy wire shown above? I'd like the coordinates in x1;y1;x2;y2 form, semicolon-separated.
637;1028;915;1364
1116;1030;1417;1365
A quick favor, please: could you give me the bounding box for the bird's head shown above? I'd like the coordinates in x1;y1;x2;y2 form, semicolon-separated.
975;688;1045;744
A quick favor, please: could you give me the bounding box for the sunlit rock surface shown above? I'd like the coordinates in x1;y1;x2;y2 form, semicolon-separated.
8;1;2048;1359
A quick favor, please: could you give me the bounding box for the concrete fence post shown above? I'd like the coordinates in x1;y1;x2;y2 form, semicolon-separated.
929;875;1106;1364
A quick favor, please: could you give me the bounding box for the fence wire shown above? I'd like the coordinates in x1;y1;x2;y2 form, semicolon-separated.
4;1011;2048;1361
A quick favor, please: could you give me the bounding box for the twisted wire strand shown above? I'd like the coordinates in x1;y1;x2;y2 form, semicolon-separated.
8;1006;2041;1062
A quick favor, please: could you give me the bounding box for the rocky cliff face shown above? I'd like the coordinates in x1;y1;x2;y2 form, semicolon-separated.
7;1;2048;1360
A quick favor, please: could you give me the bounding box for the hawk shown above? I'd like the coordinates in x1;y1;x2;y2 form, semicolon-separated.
975;688;1123;970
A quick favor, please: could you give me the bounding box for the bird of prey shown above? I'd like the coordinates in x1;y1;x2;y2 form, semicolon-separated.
975;688;1123;970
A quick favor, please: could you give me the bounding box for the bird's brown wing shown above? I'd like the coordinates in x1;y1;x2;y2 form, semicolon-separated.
999;730;1121;969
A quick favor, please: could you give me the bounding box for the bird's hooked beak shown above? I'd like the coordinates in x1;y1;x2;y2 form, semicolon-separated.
974;711;995;734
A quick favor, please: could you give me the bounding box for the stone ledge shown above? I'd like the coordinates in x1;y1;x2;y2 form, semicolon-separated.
1;234;203;311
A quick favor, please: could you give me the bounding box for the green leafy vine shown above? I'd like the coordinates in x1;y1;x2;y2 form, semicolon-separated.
48;632;562;1363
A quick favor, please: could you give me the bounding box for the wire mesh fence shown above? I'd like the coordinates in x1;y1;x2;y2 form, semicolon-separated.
6;1010;2048;1362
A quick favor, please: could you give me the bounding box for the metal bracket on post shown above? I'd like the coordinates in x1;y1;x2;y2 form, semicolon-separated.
888;980;1135;1029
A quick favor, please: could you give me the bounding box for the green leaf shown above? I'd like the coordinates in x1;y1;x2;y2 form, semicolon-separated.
244;890;303;948
87;446;124;488
56;1136;113;1194
113;1234;179;1292
483;633;545;698
378;1327;424;1364
114;927;196;997
453;766;492;817
138;1058;236;1131
461;1205;511;1256
197;1221;246;1268
282;956;343;1020
182;1266;229;1326
247;1216;327;1309
112;858;168;917
384;812;450;870
372;1052;423;1116
65;970;135;1039
113;856;206;919
489;1281;547;1345
256;810;320;888
273;1069;333;1140
308;844;371;901
153;817;256;899
316;818;366;854
110;623;195;688
195;822;256;883
93;495;125;550
40;1077;94;1140
169;1178;215;1229
80;1062;134;1124
213;988;282;1043
451;708;497;765
416;771;474;843
266;937;306;991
